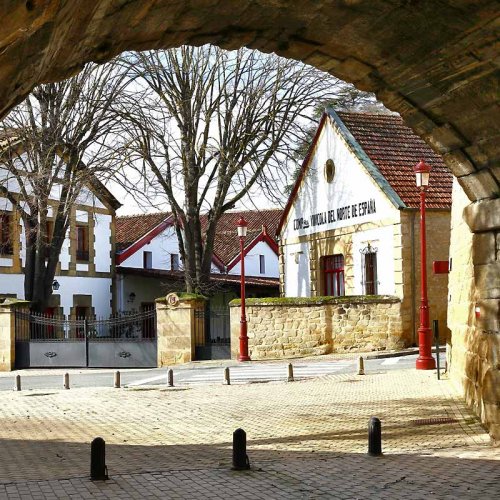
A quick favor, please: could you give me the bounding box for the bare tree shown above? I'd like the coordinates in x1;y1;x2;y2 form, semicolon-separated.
115;46;340;294
0;63;126;311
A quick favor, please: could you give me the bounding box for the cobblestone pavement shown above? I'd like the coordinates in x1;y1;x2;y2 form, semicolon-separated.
0;369;497;499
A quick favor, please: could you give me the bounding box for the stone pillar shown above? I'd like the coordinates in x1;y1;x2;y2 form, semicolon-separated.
229;304;241;360
0;299;29;371
448;184;500;442
156;293;206;366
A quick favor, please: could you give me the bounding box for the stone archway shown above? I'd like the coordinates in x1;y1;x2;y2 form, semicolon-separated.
1;0;498;439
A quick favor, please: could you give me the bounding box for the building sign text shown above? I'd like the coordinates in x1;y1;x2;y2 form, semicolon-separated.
293;199;377;231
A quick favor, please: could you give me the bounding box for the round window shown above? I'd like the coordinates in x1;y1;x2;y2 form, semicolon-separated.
324;159;335;183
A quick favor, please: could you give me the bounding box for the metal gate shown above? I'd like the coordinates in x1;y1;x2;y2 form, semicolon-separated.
15;309;157;369
194;305;231;360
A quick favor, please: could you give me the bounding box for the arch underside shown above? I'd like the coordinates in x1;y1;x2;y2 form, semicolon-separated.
0;1;498;204
0;0;499;439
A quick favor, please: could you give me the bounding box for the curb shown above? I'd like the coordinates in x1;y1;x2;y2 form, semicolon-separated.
366;346;446;360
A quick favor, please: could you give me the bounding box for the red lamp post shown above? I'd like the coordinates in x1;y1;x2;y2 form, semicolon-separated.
237;216;251;362
414;160;436;370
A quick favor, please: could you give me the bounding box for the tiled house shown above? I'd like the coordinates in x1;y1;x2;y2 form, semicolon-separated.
115;209;282;314
278;109;453;346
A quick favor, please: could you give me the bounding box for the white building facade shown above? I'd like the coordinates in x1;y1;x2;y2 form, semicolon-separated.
0;157;119;318
279;109;453;345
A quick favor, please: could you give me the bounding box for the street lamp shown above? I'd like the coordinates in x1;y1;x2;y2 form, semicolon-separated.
414;160;436;370
237;216;250;361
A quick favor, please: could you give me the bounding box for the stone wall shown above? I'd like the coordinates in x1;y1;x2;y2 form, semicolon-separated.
156;294;206;366
448;180;500;442
399;210;451;346
230;296;402;360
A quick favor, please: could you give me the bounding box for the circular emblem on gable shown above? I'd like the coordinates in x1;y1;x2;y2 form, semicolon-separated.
166;292;180;308
324;159;335;183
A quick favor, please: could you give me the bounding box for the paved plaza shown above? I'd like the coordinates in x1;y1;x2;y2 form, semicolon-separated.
0;367;498;499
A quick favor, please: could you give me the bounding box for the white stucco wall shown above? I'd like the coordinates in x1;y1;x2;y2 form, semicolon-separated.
94;213;112;273
0;274;24;297
0;274;112;317
281;115;401;298
120;226;181;271
56;276;112;317
228;240;279;278
281;117;399;242
352;225;396;295
283;242;311;297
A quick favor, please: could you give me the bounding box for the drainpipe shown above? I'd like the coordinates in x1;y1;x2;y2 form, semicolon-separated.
410;211;417;346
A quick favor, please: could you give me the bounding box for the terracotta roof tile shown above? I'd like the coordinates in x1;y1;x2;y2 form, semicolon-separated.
336;111;452;209
116;208;282;265
115;212;171;251
200;209;282;265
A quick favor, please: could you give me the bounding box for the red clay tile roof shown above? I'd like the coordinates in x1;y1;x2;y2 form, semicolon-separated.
201;209;282;265
115;212;171;251
116;208;282;265
336;111;452;209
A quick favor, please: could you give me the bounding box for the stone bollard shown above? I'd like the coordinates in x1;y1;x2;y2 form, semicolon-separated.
368;417;382;456
224;367;231;385
167;368;174;387
357;356;365;375
15;374;21;391
90;437;108;480
287;363;294;382
232;428;250;470
114;371;121;389
64;373;70;389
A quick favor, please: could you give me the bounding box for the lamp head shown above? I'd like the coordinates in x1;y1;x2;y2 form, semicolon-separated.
237;217;248;238
414;160;431;189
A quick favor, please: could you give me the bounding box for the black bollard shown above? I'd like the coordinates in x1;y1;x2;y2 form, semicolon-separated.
168;369;174;387
232;428;250;470
368;417;382;456
90;437;108;480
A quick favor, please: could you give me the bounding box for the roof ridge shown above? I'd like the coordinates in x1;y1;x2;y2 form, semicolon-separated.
117;212;171;220
337;110;400;118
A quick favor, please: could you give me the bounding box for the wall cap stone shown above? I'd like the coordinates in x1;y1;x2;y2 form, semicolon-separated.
230;295;401;307
155;293;207;305
0;299;30;309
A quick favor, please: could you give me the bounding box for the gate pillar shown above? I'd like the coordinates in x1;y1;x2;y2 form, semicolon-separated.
155;293;206;366
0;299;29;371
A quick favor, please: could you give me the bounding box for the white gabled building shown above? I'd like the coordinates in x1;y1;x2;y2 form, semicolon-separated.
278;109;453;345
114;209;282;313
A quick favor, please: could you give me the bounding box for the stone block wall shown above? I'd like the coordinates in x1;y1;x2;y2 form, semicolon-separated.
230;296;402;360
448;180;500;442
400;210;451;346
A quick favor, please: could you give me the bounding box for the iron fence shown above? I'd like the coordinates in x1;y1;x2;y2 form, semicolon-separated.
15;309;157;342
